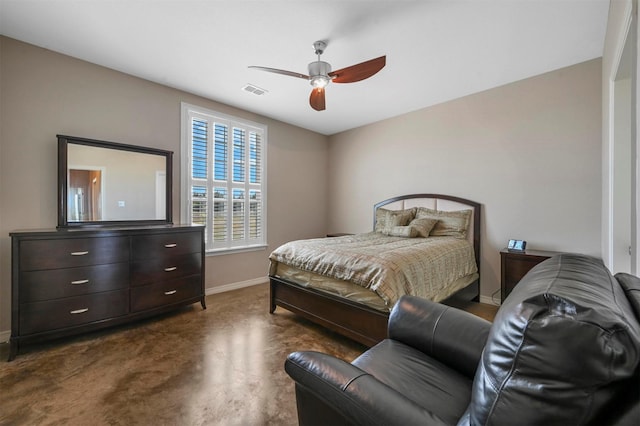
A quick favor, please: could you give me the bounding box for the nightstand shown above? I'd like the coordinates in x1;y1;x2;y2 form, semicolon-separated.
500;248;562;302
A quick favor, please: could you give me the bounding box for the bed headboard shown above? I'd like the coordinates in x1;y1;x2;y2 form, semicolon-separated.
373;193;481;271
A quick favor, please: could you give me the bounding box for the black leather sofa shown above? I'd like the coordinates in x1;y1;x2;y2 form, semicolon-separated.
285;254;640;425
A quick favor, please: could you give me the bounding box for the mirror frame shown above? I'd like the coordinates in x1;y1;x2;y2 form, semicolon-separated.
57;134;173;228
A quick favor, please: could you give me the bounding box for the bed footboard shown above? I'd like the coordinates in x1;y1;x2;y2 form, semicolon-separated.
270;275;480;347
270;276;389;347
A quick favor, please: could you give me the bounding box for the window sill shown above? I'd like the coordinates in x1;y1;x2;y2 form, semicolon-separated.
205;244;268;256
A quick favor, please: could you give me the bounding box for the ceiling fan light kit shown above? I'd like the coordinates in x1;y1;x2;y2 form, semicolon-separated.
309;62;331;88
249;40;386;111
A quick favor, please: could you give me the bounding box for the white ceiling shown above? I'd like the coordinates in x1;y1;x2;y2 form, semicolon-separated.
0;0;609;135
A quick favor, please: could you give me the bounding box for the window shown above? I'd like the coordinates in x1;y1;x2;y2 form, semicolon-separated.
181;103;267;253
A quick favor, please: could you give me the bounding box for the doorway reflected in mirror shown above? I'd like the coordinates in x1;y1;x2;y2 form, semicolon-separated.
68;168;103;221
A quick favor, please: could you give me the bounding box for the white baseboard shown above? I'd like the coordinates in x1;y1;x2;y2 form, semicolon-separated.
205;276;268;295
480;295;501;306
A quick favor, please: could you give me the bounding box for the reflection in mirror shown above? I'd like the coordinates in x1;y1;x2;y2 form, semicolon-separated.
58;135;173;228
69;168;103;221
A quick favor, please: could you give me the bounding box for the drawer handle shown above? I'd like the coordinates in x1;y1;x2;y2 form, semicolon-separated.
71;279;89;285
70;251;89;256
70;308;89;314
164;290;177;295
164;243;177;248
164;266;177;272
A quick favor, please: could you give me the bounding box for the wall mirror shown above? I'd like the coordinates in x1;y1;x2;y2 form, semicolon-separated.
58;134;173;228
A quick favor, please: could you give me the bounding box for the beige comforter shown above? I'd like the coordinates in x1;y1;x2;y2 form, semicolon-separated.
269;232;478;308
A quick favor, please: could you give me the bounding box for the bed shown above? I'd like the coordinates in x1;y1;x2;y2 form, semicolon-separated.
268;193;481;346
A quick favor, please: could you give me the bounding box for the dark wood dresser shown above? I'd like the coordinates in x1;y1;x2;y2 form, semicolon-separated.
9;225;205;361
500;248;561;302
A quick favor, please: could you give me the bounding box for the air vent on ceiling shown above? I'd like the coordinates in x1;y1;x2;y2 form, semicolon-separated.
242;83;268;96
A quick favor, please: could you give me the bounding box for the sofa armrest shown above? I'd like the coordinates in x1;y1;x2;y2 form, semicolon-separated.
388;295;492;377
285;351;449;426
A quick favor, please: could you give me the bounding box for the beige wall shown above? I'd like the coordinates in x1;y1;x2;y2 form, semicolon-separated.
0;36;329;334
327;58;603;302
0;34;605;334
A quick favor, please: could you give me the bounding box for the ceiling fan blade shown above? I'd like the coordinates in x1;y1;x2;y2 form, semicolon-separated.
309;87;326;111
329;55;386;83
248;66;309;80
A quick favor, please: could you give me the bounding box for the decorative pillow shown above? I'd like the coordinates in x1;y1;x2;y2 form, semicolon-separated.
375;208;415;234
385;225;418;238
415;207;471;239
408;218;438;237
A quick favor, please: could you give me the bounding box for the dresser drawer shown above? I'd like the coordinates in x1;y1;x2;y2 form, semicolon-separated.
19;289;129;335
131;231;201;260
20;263;129;303
19;237;129;271
130;252;201;286
130;275;202;312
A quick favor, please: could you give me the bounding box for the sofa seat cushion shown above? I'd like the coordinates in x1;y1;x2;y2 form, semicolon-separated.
353;339;473;424
462;254;640;426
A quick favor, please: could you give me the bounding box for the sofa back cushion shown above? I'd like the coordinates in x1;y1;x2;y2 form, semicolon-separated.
461;254;640;425
616;272;640;318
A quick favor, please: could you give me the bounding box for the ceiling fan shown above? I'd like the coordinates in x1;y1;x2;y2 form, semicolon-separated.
249;41;386;111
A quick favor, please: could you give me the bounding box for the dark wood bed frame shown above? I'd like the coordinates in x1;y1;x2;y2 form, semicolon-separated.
269;193;481;347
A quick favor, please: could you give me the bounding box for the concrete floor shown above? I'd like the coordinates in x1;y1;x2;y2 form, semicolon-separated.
0;283;496;425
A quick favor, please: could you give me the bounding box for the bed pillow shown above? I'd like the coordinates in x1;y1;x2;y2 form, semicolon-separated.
375;208;416;234
385;226;418;238
415;207;471;239
408;218;438;237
